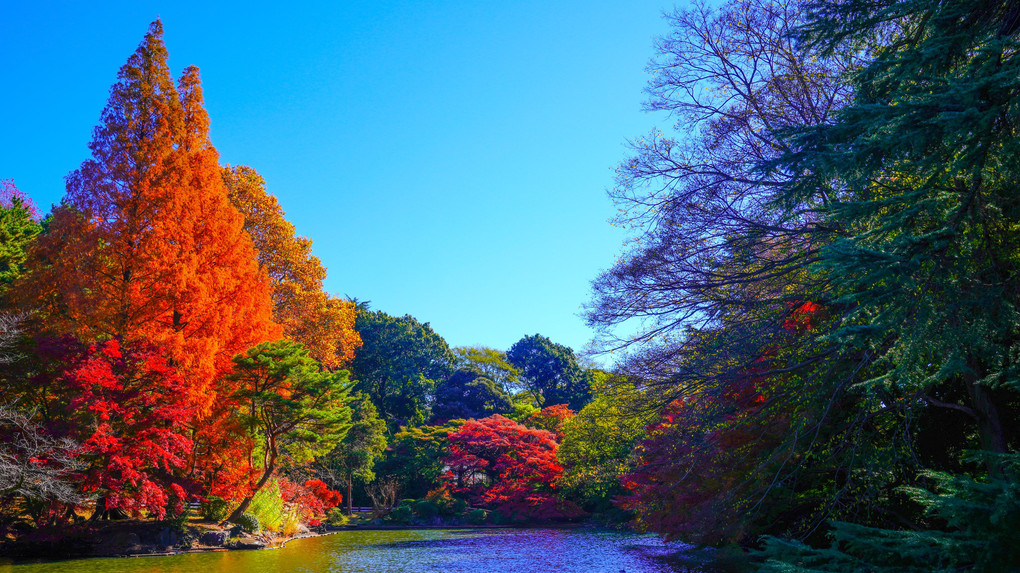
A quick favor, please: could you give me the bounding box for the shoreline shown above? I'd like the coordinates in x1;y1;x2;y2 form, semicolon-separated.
0;519;601;565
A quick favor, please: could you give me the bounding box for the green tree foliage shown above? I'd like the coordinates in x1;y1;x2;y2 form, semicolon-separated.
558;376;650;512
317;391;388;514
453;346;521;393
748;0;1020;567
506;334;591;410
375;422;462;499
760;455;1020;572
432;367;514;422
787;0;1020;464
0;181;40;303
348;308;455;427
225;339;353;521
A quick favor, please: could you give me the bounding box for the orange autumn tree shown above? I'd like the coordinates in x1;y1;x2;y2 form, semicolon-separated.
222;165;360;370
22;20;279;418
18;22;283;503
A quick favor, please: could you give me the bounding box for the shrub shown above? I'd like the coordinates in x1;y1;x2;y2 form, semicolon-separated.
201;495;230;521
425;485;456;515
451;498;468;515
487;509;507;525
160;500;192;531
326;507;349;526
466;508;488;525
249;480;284;531
280;478;343;520
281;509;301;537
235;512;260;534
303;480;343;509
388;504;413;524
414;500;439;521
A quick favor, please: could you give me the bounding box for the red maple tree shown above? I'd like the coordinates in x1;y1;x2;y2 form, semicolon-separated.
444;415;581;519
28;337;195;519
279;478;343;520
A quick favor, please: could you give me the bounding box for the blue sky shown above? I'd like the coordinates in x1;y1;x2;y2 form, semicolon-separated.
1;1;675;361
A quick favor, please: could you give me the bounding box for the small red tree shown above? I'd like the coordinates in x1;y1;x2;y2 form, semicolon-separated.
279;478;342;521
29;337;196;519
444;415;580;519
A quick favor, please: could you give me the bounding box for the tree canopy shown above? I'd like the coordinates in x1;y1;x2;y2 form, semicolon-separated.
225;339;352;521
348;308;455;427
222;165;361;371
505;334;591;411
20;20;279;411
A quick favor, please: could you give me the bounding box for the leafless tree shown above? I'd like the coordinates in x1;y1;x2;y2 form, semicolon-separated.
0;404;84;507
0;311;85;521
365;476;401;519
586;0;858;396
0;311;29;365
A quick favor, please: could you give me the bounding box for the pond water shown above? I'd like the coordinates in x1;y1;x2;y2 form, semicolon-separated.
0;528;731;573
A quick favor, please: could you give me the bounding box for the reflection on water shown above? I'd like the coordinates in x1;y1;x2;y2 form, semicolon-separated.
1;528;728;573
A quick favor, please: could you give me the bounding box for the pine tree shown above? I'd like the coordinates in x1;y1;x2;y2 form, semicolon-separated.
786;0;1020;464
754;0;1020;569
0;180;40;303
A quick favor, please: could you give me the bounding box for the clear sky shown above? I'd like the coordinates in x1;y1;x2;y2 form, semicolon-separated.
1;1;674;361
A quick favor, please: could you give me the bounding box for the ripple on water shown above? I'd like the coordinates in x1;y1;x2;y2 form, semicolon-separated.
1;528;730;573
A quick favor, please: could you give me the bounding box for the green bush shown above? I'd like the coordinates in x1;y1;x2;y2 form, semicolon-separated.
487;509;507;525
465;509;488;525
414;500;439;520
326;507;349;526
399;498;416;507
201;495;230;521
249;480;284;531
451;498;468;515
388;505;413;524
160;501;191;531
235;512;260;534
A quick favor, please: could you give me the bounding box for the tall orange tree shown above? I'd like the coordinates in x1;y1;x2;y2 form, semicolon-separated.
222;165;360;370
24;20;279;407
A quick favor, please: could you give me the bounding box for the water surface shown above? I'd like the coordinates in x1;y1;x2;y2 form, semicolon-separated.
1;528;725;573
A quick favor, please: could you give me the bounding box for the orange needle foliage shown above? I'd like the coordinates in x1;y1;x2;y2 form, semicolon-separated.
222;165;361;370
22;20;279;411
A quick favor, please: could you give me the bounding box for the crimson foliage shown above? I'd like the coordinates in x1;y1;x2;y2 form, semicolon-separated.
28;337;195;519
279;478;342;520
444;415;581;520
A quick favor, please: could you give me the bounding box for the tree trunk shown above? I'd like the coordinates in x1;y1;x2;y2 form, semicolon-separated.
90;497;128;521
346;479;353;516
225;443;277;523
965;372;1007;477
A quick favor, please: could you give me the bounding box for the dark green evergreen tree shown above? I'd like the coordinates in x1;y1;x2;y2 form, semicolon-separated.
506;334;591;410
347;308;455;427
756;0;1020;569
431;367;514;422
